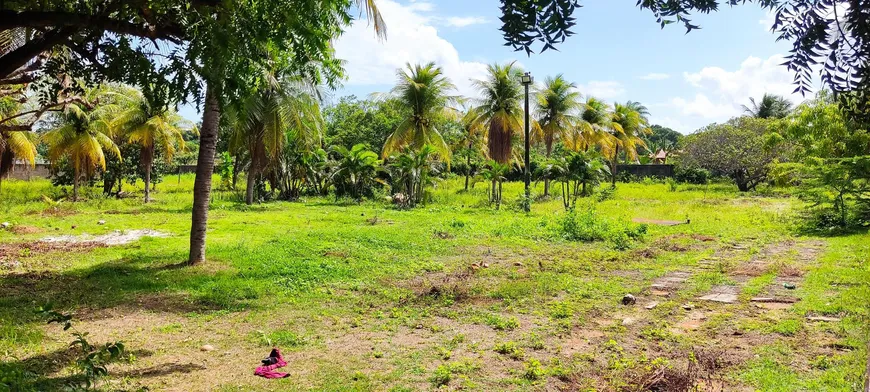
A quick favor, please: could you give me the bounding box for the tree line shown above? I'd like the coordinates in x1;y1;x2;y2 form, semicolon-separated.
3;0;867;266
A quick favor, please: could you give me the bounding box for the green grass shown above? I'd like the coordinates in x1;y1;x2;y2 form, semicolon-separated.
0;175;867;391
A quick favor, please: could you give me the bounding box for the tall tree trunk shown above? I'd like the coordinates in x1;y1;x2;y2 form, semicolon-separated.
231;157;239;189
491;178;497;203
72;166;79;201
188;84;221;266
464;145;472;191
103;174;113;195
611;145;619;187
143;145;154;203
543;142;552;197
245;153;257;205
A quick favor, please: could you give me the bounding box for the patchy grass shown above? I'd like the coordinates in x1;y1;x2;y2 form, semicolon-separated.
0;176;867;391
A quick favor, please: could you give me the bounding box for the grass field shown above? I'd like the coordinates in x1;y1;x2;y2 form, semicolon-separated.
0;176;868;391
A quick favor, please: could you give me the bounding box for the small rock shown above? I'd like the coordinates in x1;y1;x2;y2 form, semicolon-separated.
200;344;215;352
513;262;524;267
97;220;106;225
482;262;490;268
645;302;659;310
682;303;694;310
415;324;423;329
621;294;636;306
622;318;636;326
783;282;796;290
0;222;9;229
71;225;77;229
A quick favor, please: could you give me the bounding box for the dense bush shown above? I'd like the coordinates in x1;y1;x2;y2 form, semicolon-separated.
674;165;710;184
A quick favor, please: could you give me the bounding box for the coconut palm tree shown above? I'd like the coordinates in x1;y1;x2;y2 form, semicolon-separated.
469;62;525;165
569;97;617;153
43;95;121;201
112;87;194;203
381;62;457;162
608;101;651;186
387;144;438;207
0;94;37;195
330;143;382;200
230;72;323;205
742;93;793;119
454;109;487;191
535;74;582;195
479;160;510;209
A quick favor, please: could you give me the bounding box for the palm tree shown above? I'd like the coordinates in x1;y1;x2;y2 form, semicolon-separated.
387;144;437;207
230;73;322;205
569;97;617;153
112;87;194;203
330;143;382;200
0;95;37;195
470;62;525;165
455;109;486;191
535;74;582;196
742;94;793;119
541;151;609;210
479;160;510;209
381;62;457;162
607;101;651;186
43;97;121;201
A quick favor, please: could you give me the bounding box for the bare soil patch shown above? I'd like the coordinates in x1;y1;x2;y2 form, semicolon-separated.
9;225;41;235
633;218;689;226
41;229;169;246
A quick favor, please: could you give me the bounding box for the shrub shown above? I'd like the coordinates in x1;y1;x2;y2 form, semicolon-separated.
430;364;451;387
674;165;710;184
594;186;615;202
493;341;525;360
556;208;646;249
522;359;546;381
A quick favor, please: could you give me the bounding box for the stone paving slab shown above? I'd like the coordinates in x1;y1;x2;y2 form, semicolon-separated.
650;271;691;291
698;285;739;303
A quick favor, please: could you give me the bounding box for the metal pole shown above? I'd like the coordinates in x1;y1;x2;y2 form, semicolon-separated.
523;79;531;212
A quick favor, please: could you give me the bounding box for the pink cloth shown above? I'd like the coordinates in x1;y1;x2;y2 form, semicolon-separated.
254;348;290;379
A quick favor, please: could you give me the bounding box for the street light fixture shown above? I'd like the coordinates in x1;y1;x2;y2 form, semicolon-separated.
521;72;533;213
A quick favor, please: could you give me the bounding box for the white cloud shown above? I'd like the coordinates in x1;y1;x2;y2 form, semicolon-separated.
681;54;804;113
445;16;487;28
577;81;625;99
670;94;736;119
406;1;434;12
662;54;808;126
759;11;775;30
639;73;670;81
649;116;691;134
334;0;488;98
656;54;812;133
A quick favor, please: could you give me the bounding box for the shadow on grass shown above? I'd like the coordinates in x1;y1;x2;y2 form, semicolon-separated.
0;348;154;391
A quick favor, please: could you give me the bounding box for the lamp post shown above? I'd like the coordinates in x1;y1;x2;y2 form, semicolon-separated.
521;72;533;212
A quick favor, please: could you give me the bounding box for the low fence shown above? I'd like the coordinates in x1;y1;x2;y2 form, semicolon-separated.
7;163;51;180
615;164;674;178
6;164;208;181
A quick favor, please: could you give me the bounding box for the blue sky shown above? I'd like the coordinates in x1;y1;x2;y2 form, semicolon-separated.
181;0;813;134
